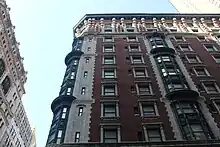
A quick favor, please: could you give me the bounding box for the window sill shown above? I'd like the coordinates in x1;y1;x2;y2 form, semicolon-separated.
141;115;159;119
100;116;120;121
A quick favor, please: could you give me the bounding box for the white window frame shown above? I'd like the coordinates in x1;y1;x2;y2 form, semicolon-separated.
174;36;185;42
179;44;193;51
102;68;116;78
140;102;159;117
186;55;202;63
101;126;121;143
129;44;141;52
131;56;144;64
102;84;117;96
136;83;153;95
203;44;217;52
104;36;114;42
133;68;148;78
103;56;116;65
101;102;119;118
143;124;165;142
193;67;210;76
127;36;138;42
202;81;220;94
103;44;115;53
212;55;220;64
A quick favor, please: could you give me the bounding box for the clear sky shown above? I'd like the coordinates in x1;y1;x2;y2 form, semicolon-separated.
6;0;176;146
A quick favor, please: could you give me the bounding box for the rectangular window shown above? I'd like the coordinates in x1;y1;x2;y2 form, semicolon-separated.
78;107;83;116
150;39;164;48
75;132;80;142
175;36;185;41
129;44;139;52
83;71;88;78
87;47;91;51
137;84;151;95
73;60;78;65
168;83;186;91
134;68;147;77
204;44;217;52
104;29;112;33
179;44;193;51
197;36;206;41
104;56;115;64
103;104;116;117
105;24;112;28
192;28;198;32
127;28;134;32
126;23;132;28
103;128;117;143
57;130;62;138
61;108;67;119
103;85;116;96
132;56;143;64
103;69;115;78
104;36;113;42
203;82;219;93
187;55;201;63
128;36;137;42
104;44;114;53
146;127;162;142
194;68;209;76
67;88;71;95
70;72;75;79
81;87;86;95
212;55;220;64
142;104;156;117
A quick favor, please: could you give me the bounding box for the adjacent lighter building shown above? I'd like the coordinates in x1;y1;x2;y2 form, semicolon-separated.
169;0;220;13
0;0;34;146
46;13;220;147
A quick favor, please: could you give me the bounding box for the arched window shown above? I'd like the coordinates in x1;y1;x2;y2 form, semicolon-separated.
0;59;5;77
2;76;11;94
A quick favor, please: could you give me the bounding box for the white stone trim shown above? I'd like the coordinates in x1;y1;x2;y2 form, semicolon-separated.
135;83;153;96
132;67;148;78
101;83;118;96
139;102;159;117
143;123;166;141
103;44;115;53
102;68;117;79
178;44;193;51
100;125;121;143
193;67;210;77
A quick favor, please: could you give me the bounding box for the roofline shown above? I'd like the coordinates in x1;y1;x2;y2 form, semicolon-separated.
73;13;220;30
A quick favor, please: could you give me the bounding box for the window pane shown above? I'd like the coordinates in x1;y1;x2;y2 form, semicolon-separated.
191;124;203;132
57;130;62;138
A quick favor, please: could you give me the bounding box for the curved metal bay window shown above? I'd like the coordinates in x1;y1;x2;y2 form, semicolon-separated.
0;59;5;77
2;76;11;94
155;55;189;92
172;101;214;140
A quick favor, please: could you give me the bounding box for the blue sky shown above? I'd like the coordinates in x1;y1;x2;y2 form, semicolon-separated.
6;0;176;146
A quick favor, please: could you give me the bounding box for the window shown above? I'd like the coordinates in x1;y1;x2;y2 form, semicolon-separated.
203;82;219;93
128;36;137;42
168;83;186;91
137;84;151;95
103;56;115;64
127;28;134;32
175;36;185;41
105;24;111;28
103;69;115;78
70;71;75;79
104;36;113;42
187;55;201;63
103;128;118;143
57;130;62;144
126;23;132;28
197;36;206;41
194;68;209;76
204;44;217;52
85;58;90;63
103;104;116;117
83;71;88;78
103;85;116;96
150;39;165;48
134;68;147;77
129;44;139;52
61;108;67;119
131;56;143;64
146;127;162;142
142;104;156;117
73;60;78;65
0;59;5;77
66;88;71;95
179;44;193;51
2;76;11;94
212;55;220;64
104;29;112;33
78;107;83;116
157;56;171;63
170;28;177;32
104;44;114;53
81;87;86;95
192;28;198;32
75;132;80;142
87;47;91;51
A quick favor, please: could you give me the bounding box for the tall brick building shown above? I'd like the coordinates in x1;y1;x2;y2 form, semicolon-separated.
0;0;34;146
46;13;220;146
